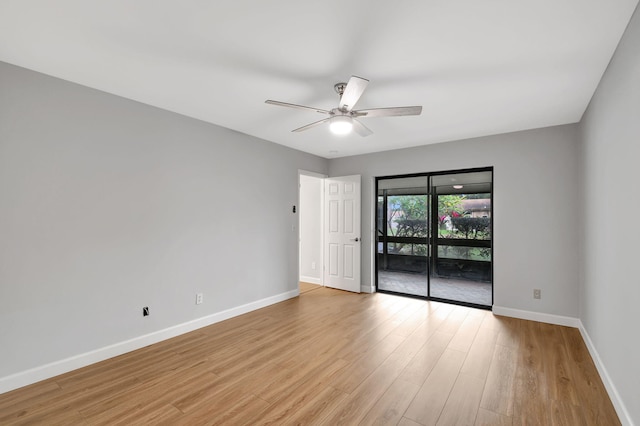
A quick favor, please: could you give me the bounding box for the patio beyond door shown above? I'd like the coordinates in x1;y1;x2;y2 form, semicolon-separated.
376;169;493;308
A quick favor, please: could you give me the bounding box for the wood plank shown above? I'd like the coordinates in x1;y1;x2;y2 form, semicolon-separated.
474;408;512;426
4;405;86;426
512;320;551;424
110;403;184;425
283;386;349;425
329;332;406;393
459;325;499;381
437;306;469;335
559;327;621;425
323;351;417;425
174;392;270;426
256;355;348;404
479;343;518;416
299;281;321;293
0;374;141;424
549;400;587;426
82;371;220;424
0;288;621;426
491;315;522;349
246;371;338;425
0;380;61;414
358;379;421;426
322;322;430;426
389;301;437;338
447;308;484;353
437;373;485;425
399;418;425;426
404;348;466;425
538;323;579;405
397;331;453;386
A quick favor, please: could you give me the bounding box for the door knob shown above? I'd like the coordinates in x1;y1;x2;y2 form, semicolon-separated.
351;237;360;242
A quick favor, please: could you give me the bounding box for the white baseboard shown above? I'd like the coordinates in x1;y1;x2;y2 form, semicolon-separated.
361;284;375;293
0;289;298;395
578;321;633;426
492;306;580;327
299;275;322;285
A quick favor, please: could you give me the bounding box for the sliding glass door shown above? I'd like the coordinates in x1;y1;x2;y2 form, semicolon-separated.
377;176;430;297
375;168;493;308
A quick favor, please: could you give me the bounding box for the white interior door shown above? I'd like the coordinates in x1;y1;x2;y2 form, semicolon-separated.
324;175;361;293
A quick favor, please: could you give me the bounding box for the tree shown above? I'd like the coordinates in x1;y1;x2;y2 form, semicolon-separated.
394;196;428;238
438;195;466;234
387;195;428;255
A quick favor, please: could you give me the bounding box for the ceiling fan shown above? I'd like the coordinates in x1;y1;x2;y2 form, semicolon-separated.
265;76;422;137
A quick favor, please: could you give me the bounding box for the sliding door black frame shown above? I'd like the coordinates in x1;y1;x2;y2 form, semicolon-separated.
374;166;494;310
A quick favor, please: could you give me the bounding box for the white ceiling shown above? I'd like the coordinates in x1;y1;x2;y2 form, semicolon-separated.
1;1;637;158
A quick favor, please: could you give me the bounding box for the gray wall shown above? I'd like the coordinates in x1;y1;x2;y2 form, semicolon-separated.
0;61;328;378
579;3;640;423
330;125;581;317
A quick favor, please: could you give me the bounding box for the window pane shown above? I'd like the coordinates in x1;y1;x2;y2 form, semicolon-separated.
388;243;428;256
437;246;491;261
438;194;491;240
387;195;428;238
433;245;491;283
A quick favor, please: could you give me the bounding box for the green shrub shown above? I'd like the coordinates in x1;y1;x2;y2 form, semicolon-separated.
451;217;491;239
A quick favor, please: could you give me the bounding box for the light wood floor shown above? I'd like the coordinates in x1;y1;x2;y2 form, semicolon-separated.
299;281;322;294
0;288;619;425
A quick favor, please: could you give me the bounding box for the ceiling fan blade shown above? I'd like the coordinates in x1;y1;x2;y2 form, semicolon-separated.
354;106;422;117
292;117;331;132
265;100;331;114
339;76;369;111
352;118;373;137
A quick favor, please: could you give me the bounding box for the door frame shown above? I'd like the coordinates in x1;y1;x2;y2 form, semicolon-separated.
374;166;494;309
298;170;327;287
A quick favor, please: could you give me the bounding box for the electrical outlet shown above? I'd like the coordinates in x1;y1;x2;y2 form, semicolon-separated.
311;261;316;270
533;289;541;299
196;293;203;305
143;306;150;316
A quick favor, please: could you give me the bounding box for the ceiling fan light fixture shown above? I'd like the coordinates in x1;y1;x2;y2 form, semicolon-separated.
329;116;353;135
